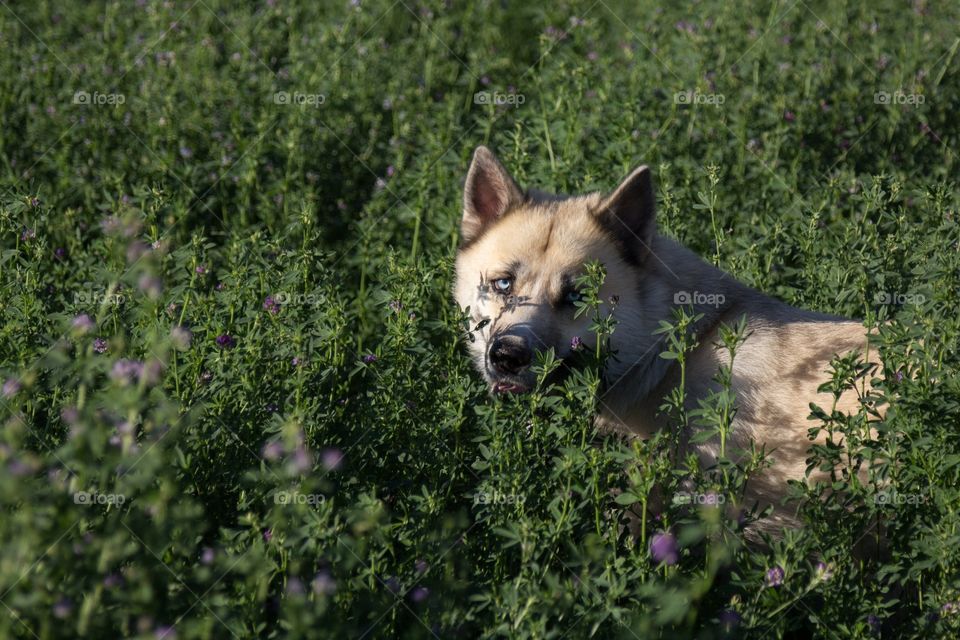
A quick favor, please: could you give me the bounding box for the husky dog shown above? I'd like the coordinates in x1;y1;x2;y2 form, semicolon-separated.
453;145;880;536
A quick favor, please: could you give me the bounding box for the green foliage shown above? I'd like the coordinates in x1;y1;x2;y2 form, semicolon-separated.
1;0;959;638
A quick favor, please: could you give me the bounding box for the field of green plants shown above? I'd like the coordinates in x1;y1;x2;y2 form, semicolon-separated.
2;0;960;637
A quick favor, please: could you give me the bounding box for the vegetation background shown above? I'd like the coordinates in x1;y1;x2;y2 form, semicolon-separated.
1;0;959;637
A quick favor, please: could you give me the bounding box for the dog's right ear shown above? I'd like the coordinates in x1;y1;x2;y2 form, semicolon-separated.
461;146;523;244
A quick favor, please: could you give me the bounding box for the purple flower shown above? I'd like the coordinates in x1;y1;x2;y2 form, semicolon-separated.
3;378;21;398
195;264;207;275
215;281;226;291
388;300;402;313
263;295;281;314
385;165;395;178
719;609;741;631
765;565;785;587
70;313;94;333
138;274;163;298
362;354;377;364
171;326;192;350
649;532;678;565
866;614;881;633
784;110;796;122
570;336;584;352
52;598;72;619
410;586;429;603
263;529;273;542
321;448;344;471
20;228;35;242
179;146;193;159
200;370;213;384
415;559;428;574
93;337;108;353
814;561;833;581
154;625;177;639
262;441;284;461
103;573;124;588
30;197;40;207
291;357;301;366
215;334;235;349
312;570;337;595
384;576;400;593
54;247;67;260
110;359;144;386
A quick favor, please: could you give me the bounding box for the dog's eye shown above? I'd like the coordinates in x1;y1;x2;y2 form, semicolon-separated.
492;277;512;294
563;290;583;305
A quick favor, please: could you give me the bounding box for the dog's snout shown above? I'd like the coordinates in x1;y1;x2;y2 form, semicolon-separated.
489;336;532;375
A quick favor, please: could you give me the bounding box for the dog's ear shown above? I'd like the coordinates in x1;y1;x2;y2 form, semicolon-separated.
461;146;523;244
596;165;656;259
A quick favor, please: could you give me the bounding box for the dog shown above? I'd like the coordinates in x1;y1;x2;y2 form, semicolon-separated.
453;145;882;538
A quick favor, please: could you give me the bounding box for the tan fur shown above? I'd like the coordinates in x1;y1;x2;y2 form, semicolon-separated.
454;146;880;539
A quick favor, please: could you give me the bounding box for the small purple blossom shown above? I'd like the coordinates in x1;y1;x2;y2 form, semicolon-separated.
410;586;429;603
201;547;215;565
388;300;402;313
261;441;284;461
784;110;796;122
263;295;281;314
765;565;785;587
312;570;337;595
292;357;301;366
866;614;881;634
103;573;124;588
719;609;741;631
570;336;584;352
52;598;72;619
215;281;226;291
415;559;428;574
814;561;833;581
171;326;192;350
649;532;679;565
362;354;377;364
3;378;21;398
321;448;344;471
195;264;207;275
215;334;236;349
20;228;36;242
154;625;177;639
93;337;109;353
54;247;67;260
110;359;144;386
263;528;272;542
179;146;193;159
72;314;94;333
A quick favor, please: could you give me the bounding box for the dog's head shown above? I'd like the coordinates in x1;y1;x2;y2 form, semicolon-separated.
453;146;658;394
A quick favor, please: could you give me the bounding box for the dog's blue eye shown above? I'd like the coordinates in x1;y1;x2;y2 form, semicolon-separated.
564;290;582;304
492;278;512;294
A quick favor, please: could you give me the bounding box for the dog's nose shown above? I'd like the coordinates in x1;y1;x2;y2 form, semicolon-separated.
489;337;532;375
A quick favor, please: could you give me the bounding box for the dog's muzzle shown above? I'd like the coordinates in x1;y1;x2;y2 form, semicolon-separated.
488;335;532;376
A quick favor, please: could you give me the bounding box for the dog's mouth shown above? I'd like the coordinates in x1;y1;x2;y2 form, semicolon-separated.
491;380;530;394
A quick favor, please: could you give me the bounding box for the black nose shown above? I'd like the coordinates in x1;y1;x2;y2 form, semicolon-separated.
489;337;532;375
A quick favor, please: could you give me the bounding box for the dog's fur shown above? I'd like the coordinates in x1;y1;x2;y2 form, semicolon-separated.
453;146;881;537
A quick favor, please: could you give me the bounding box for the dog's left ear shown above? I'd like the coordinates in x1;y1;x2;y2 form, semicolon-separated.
596;165;656;256
461;146;524;244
